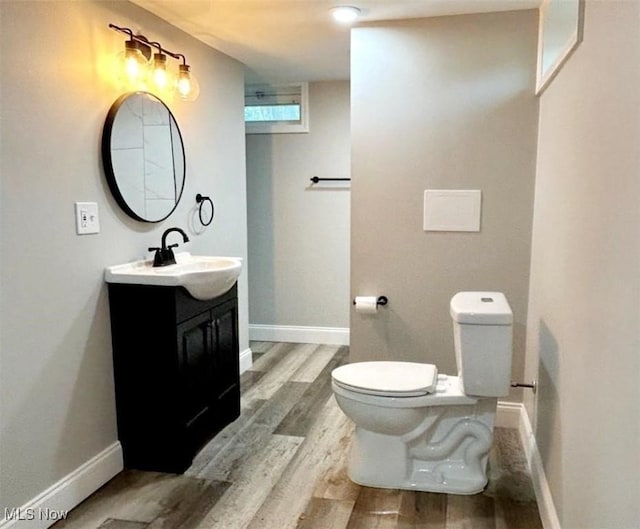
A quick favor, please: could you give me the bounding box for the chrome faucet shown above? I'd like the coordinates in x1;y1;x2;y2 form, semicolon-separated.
148;227;190;267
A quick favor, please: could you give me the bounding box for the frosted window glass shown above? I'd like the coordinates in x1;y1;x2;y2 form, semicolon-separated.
244;104;301;123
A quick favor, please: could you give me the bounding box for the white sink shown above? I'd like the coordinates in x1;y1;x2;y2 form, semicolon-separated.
105;252;242;300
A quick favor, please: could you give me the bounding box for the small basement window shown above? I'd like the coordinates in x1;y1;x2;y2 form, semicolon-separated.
245;82;309;134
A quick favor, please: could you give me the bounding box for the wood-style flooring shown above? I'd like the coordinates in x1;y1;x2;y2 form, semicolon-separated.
53;342;543;529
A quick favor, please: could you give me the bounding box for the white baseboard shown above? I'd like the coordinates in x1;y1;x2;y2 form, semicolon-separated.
496;400;524;429
239;347;253;374
496;401;561;529
249;324;350;346
516;404;562;529
0;442;123;529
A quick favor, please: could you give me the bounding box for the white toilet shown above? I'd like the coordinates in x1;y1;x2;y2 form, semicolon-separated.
331;291;513;494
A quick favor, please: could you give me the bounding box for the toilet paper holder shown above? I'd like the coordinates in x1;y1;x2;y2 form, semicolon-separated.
352;296;388;306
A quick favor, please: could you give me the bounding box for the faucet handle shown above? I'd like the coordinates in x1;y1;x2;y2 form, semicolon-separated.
148;246;176;267
148;247;164;268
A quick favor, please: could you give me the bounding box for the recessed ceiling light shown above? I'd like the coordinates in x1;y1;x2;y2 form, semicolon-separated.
330;6;361;24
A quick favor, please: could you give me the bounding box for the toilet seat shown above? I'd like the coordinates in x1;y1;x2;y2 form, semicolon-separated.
332;361;438;397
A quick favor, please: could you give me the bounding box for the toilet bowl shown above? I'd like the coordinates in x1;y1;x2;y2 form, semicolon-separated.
332;292;513;494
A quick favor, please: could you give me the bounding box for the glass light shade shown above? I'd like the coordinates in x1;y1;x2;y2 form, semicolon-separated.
151;53;172;90
176;64;200;101
118;40;150;87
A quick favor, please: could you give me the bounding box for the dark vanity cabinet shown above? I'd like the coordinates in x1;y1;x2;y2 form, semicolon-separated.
107;283;240;473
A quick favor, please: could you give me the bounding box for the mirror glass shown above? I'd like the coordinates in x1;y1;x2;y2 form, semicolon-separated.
102;92;185;222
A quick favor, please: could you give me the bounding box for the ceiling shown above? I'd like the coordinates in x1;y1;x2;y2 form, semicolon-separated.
131;0;540;83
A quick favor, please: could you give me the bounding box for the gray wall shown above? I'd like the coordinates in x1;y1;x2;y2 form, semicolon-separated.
0;0;248;511
350;11;538;395
246;81;350;329
527;2;640;526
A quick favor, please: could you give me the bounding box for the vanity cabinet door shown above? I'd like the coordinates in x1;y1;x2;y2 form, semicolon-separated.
210;299;241;426
176;297;240;455
177;310;217;452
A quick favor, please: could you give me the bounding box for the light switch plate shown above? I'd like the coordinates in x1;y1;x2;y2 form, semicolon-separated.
75;202;100;235
423;190;481;232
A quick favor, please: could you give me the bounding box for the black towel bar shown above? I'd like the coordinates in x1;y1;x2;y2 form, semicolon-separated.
310;176;351;184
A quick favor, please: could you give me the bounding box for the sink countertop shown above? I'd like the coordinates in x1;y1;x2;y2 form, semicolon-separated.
105;252;242;300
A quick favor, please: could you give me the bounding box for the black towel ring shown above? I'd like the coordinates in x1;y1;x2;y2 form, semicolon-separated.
195;194;214;227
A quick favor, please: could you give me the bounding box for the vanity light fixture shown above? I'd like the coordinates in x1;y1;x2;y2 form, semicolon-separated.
330;5;361;24
109;23;199;101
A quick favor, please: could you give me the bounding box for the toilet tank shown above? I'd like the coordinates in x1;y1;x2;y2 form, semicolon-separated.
450;292;513;397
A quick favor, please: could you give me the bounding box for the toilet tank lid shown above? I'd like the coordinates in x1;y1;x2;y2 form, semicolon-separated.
450;292;513;325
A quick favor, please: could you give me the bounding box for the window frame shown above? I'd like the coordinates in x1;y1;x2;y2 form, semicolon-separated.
244;82;309;134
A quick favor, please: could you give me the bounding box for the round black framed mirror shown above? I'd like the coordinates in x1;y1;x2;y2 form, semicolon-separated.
102;92;186;223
